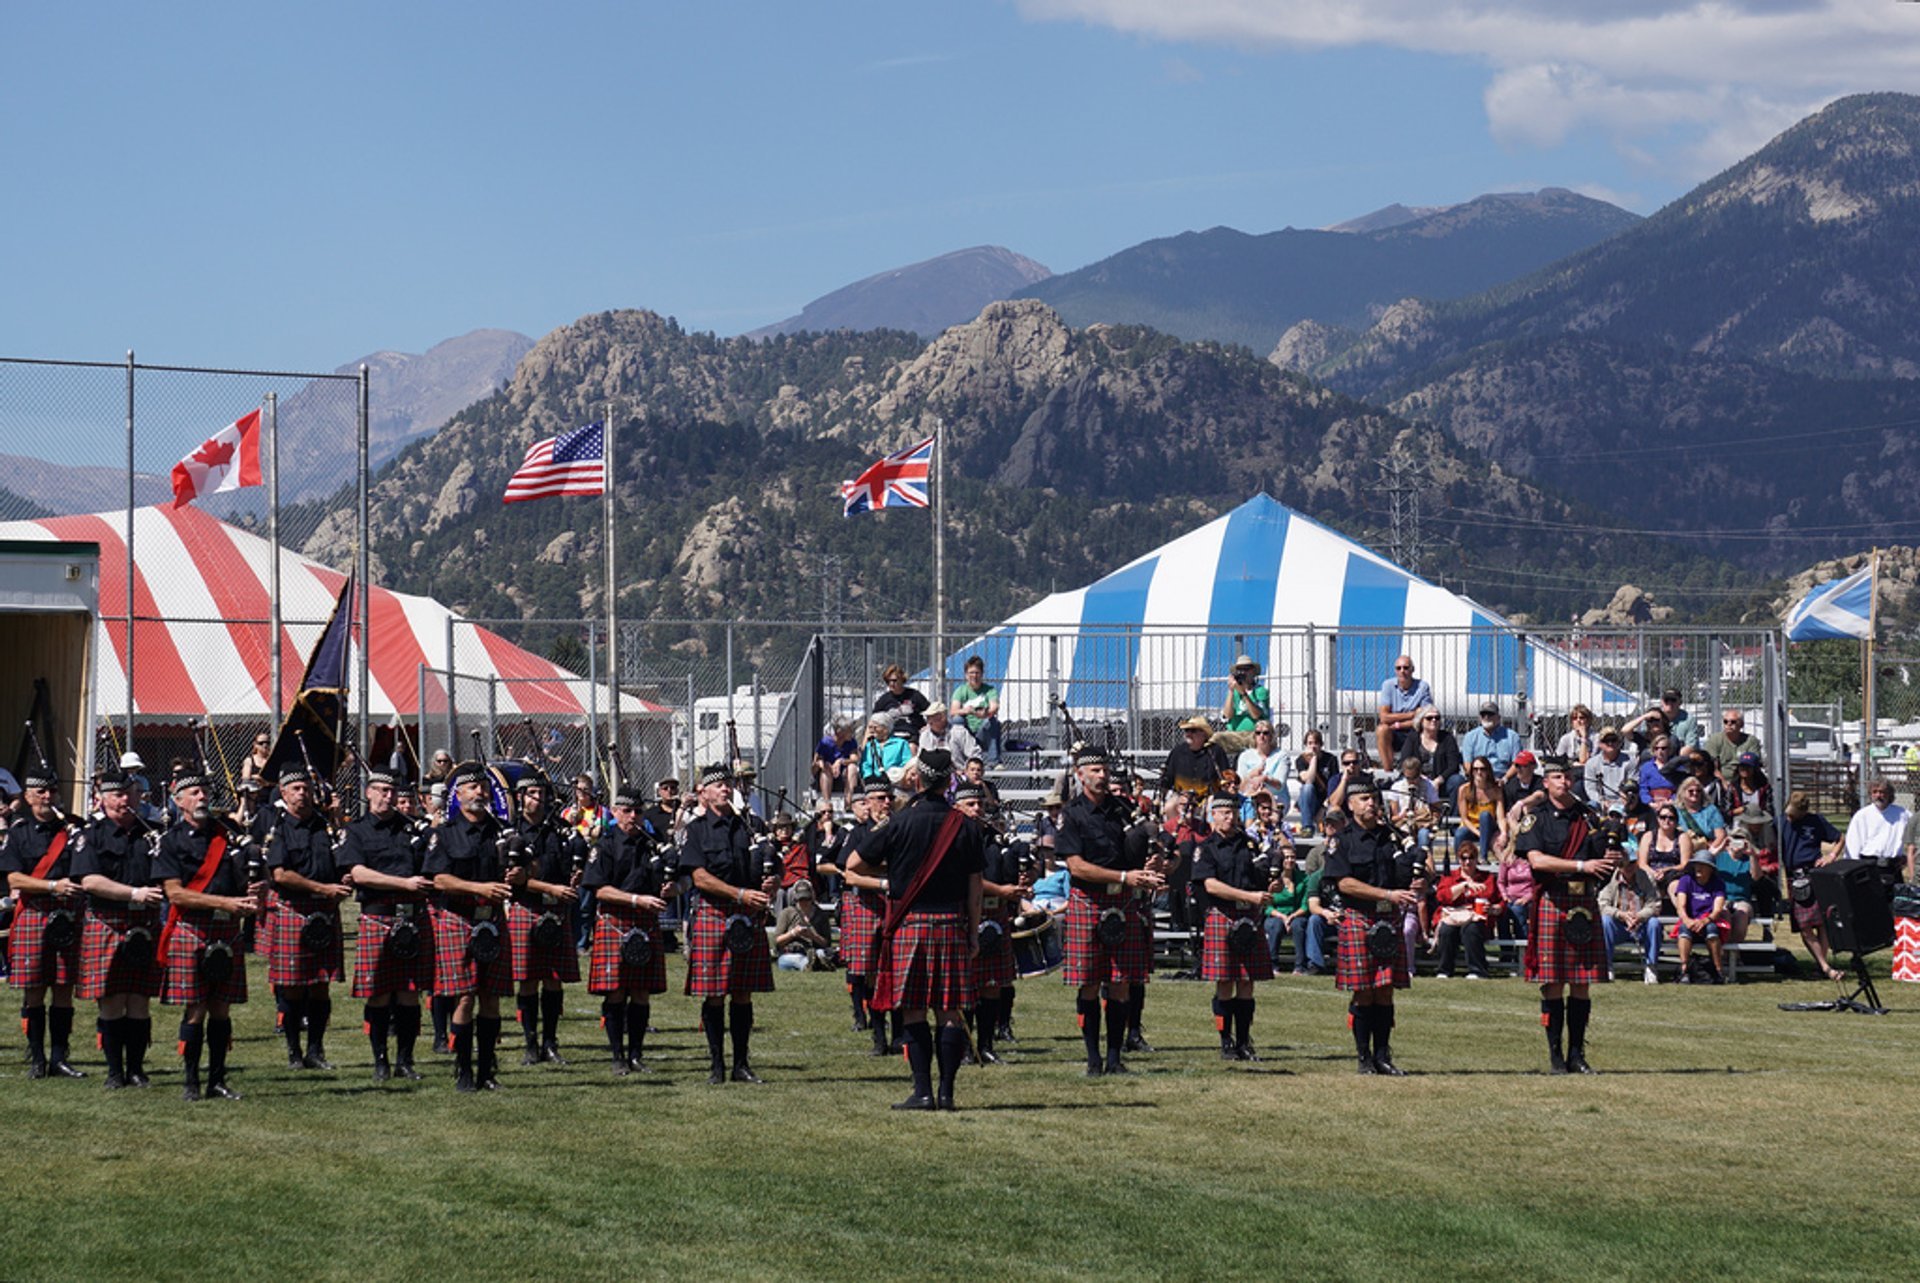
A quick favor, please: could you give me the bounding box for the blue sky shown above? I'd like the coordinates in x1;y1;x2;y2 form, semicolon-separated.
6;1;1915;371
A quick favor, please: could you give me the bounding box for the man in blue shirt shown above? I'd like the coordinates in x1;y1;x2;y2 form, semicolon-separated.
1375;655;1432;768
1460;701;1520;779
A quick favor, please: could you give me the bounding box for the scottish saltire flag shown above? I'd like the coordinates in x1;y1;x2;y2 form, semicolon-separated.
840;435;933;515
503;421;606;503
1785;565;1874;641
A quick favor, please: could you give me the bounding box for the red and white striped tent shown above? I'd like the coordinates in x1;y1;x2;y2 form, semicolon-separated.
0;503;641;721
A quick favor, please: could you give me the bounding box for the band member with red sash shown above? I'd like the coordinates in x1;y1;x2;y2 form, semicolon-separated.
73;770;165;1088
851;750;983;1111
425;762;517;1092
504;774;584;1067
3;765;86;1079
260;765;347;1070
1324;779;1420;1075
1193;793;1277;1062
1057;743;1166;1077
340;769;435;1082
581;783;670;1075
1516;757;1616;1075
833;776;896;1055
156;774;260;1101
680;763;777;1085
956;780;1020;1066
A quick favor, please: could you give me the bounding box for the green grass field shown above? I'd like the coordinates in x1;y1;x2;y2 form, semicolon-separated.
5;948;1917;1281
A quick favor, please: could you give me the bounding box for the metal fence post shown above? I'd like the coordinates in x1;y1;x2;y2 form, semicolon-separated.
416;663;427;770
1305;623;1319;742
726;623;736;729
1047;634;1061;751
444;615;456;757
486;676;497;760
586;618;599;783
1635;627;1646;703
1515;631;1533;746
751;668;763;778
685;672;696;781
1708;635;1724;729
1125;631;1137;753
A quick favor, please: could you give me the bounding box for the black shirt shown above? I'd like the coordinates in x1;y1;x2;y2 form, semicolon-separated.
155;819;250;899
873;686;931;736
1056;792;1138;893
1191;831;1266;899
424;807;507;908
1502;773;1545;809
510;814;583;906
680;808;760;901
0;813;74;883
583;822;665;899
262;806;340;885
71;815;154;903
1514;798;1606;892
981;838;1023;892
339;810;424;907
861;793;985;912
1321;822;1409;905
1159;742;1230;796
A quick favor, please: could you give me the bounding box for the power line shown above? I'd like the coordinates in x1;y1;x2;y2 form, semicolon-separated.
1436;506;1920;542
1541;412;1920;462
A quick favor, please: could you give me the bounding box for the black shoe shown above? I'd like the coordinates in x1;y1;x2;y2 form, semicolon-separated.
521;1048;542;1066
1236;1043;1260;1063
852;1013;869;1032
730;1064;763;1085
1567;1050;1597;1075
1356;1056;1378;1076
1219;1044;1239;1061
373;1061;392;1083
478;1075;502;1091
867;1039;891;1057
937;1091;955;1112
1372;1053;1406;1077
455;1071;477;1094
394;1062;423;1082
47;1059;86;1079
706;1064;727;1086
431;1036;450;1056
208;1081;243;1101
612;1059;631;1077
302;1053;334;1071
128;1071;151;1089
1123;1032;1153;1054
628;1056;653;1074
888;1038;906;1054
1549;1050;1569;1076
104;1074;127;1090
182;1083;202;1101
27;1061;48;1080
891;1093;936;1111
1103;1056;1130;1076
288;1052;306;1070
1084;1062;1104;1078
977;1049;1002;1066
997;1023;1015;1042
542;1043;567;1066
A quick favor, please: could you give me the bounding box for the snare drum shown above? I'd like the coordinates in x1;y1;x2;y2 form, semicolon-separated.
1011;909;1060;978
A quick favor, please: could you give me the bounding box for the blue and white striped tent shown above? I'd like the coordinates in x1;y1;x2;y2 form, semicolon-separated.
941;494;1635;726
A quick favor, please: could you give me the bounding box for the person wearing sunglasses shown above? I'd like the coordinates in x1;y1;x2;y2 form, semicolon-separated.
1703;710;1763;778
239;732;273;787
1374;656;1431;770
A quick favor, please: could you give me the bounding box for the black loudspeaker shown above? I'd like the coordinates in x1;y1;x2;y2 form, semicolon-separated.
1809;860;1895;955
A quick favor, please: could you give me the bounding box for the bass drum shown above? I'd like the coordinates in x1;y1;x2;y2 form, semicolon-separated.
442;759;541;824
1010;909;1061;978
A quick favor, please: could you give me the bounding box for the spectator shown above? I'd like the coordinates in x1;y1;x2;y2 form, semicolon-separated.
1582;726;1638;814
1841;778;1909;884
1713;837;1757;946
1637;736;1683;809
1683;748;1733;815
952;656;1003;765
1703;709;1762;778
1460;701;1520;778
1217;654;1272;755
871;664;930;737
1236;721;1290;817
1325;746;1374;814
424;750;454;786
1385;755;1440;851
1495;837;1535;940
772;880;835;971
1779;791;1847;981
1599;857;1664;984
918;703;980;765
562;774;610;841
1292;729;1338;835
1455;756;1508;860
1409;706;1464;800
1674;776;1729;862
1669;852;1729;983
1375;654;1432;768
1728;753;1774;852
1431;839;1501;979
1502;750;1545;811
1658;688;1701;750
813;718;859;808
1033;790;1064;852
1159;716;1231;801
239;731;273;785
766;813;814;909
859;714;912;782
1265;846;1328;975
1638;802;1688;890
641;777;683;844
1555;704;1597;772
1619;706;1671;758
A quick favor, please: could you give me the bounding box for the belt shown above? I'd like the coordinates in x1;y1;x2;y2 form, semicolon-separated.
442;902;500;923
1071;880;1138;899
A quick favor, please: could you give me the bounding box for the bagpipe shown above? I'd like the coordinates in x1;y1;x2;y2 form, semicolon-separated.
21;720;84;952
721;717;780;955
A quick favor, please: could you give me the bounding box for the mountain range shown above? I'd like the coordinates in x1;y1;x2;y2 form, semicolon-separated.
745;246;1052;340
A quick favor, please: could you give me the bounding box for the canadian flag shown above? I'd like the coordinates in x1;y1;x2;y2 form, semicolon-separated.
170;408;263;508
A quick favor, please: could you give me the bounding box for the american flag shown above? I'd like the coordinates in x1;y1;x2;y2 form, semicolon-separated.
502;421;607;503
840;435;933;515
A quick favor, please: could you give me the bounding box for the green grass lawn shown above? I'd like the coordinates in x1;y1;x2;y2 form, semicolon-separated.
4;947;1917;1281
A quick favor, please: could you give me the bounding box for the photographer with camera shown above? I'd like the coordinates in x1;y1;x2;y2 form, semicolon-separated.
1515;758;1616;1075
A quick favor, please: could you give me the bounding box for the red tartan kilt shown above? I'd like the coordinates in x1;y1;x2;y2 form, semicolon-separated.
1336;908;1410;992
875;911;975;1012
1061;890;1152;987
1201;908;1275;983
1790;895;1824;932
683;902;774;998
507;901;581;983
80;901;164;999
973;902;1017;991
163;914;249;1007
6;897;82;989
587;901;667;995
837;890;884;975
430;905;515;996
264;891;346;987
351;908;437;998
1525;888;1609;986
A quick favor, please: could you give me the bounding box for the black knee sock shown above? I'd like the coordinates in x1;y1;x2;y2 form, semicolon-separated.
627;1002;649;1060
729;1004;753;1067
280;991;306;1057
207;1017;231;1084
452;1021;473;1079
702;1003;726;1067
603;998;627;1059
1128;987;1145;1035
540;989;563;1046
849;975;868;1023
180;1020;204;1086
128;1017;151;1075
306;997;331;1056
936;1024;967;1099
393;1006;421;1063
1351;1004;1372;1058
1212;996;1231;1048
517;994;539;1049
905;1020;933;1096
476;1016;502;1079
999;986;1015;1033
1104;997;1128;1062
365;1005;391;1062
870;1000;891;1051
1541;997;1566;1057
1234;998;1255;1048
431;994;451;1044
22;1005;46;1064
96;1015;108;1054
49;1005;74;1061
1076;997;1102;1067
102;1015;126;1080
1567;997;1591;1054
974;996;997;1055
1372;1004;1394;1057
888;1009;904;1048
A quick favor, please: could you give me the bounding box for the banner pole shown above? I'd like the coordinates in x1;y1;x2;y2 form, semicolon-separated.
604;404;620;796
124;350;136;758
933;417;946;700
356;364;371;794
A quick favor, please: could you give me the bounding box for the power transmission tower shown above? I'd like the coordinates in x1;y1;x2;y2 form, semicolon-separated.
1378;447;1433;575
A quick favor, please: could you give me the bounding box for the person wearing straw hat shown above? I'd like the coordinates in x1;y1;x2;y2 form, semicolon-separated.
1215;654;1271;756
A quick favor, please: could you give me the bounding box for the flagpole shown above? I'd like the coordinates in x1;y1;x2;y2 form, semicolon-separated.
267;392;283;727
356;364;371;792
1862;548;1880;803
124;349;136;758
932;417;946;701
604;404;620;796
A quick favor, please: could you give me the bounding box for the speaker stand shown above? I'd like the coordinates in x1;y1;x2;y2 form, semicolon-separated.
1778;952;1888;1015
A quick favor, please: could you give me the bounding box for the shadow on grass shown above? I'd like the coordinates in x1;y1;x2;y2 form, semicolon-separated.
965;1099;1162;1112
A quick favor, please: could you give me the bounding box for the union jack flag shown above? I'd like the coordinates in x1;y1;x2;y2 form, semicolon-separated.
840;435;933;515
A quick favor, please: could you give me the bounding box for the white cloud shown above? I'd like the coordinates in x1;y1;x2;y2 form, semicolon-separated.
1015;1;1920;179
